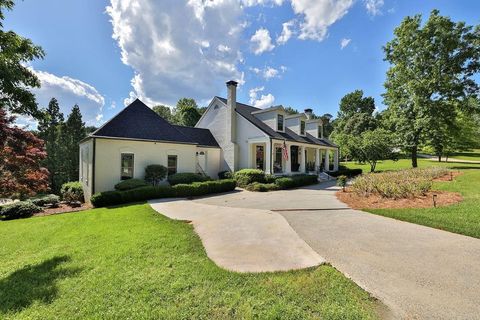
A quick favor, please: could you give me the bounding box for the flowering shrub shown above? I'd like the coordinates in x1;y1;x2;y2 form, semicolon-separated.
351;167;449;199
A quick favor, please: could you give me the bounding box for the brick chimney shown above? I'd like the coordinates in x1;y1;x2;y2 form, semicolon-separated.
304;108;313;120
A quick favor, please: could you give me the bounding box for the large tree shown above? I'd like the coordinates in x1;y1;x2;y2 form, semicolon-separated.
0;0;44;117
332;90;377;137
175;98;201;127
383;10;480;167
152;105;174;123
37;98;65;193
0;109;49;199
64;104;86;181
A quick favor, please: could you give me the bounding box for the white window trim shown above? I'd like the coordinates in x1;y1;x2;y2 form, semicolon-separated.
167;154;178;175
300;119;306;136
120;152;135;180
276;114;285;132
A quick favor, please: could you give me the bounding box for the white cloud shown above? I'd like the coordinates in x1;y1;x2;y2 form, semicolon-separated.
250;65;287;79
340;38;351;49
364;0;384;16
249;86;275;109
242;0;284;6
217;44;231;53
29;68;106;126
250;28;275;55
277;20;295;45
290;0;354;41
107;0;245;106
264;66;279;79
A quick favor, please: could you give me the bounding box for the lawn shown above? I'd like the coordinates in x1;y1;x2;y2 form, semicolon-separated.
0;204;380;320
343;159;480;238
447;149;480;162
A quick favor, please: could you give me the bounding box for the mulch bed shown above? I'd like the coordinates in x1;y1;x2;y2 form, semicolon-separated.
337;172;463;209
34;203;92;217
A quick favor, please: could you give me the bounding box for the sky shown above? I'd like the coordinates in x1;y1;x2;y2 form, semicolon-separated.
5;0;479;128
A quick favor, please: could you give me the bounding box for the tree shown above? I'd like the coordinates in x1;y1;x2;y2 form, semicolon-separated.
332;90;377;137
319;113;334;138
64;105;86;181
383;10;480;167
152;105;174;123
283;106;299;115
37;98;65;193
0;0;45;117
0;109;49;199
175;98;201;126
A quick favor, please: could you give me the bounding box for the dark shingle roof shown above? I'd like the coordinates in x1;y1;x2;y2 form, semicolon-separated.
173;125;220;147
216;97;337;148
91;99;199;145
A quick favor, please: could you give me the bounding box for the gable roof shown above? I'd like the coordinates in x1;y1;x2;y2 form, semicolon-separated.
215;97;337;148
90;99;219;147
173;125;220;148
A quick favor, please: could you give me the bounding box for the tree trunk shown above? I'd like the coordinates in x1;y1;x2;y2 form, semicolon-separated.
412;146;418;168
438;154;442;162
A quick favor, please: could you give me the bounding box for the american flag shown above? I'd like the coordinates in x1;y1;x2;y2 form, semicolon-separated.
282;140;289;161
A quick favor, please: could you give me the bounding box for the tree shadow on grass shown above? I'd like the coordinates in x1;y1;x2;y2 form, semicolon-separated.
0;255;81;314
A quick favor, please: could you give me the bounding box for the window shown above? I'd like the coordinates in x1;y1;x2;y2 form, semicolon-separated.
168;155;178;175
300;120;306;135
255;145;264;170
318;125;323;138
121;153;134;180
277;114;284;131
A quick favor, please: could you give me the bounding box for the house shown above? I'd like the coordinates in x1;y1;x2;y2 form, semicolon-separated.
79;80;339;201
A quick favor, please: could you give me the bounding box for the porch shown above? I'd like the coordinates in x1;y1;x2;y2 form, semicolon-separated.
247;138;339;175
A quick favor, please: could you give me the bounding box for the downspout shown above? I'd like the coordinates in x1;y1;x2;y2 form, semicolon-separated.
269;138;273;174
92;138;96;195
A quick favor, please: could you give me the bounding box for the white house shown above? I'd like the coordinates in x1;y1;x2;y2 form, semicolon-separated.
79;80;339;202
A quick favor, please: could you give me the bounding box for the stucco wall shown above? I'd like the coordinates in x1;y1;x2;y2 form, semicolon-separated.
196;99;235;171
79;139;94;202
196;147;221;178
94;138;197;194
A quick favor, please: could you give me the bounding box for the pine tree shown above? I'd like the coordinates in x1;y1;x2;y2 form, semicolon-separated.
65;104;86;181
38;98;64;193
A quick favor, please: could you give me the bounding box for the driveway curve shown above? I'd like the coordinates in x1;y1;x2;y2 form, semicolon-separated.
149;198;324;273
194;182;480;320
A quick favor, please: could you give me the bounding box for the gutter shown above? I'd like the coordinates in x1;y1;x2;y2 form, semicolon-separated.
92;138;96;195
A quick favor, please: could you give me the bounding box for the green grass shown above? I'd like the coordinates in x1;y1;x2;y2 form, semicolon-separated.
0;204;380;320
343;159;480;238
447;149;480;161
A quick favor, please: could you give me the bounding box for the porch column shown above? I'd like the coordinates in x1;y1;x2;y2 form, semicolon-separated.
299;146;306;173
265;141;272;174
324;149;330;172
285;143;291;174
315;148;320;172
333;149;339;171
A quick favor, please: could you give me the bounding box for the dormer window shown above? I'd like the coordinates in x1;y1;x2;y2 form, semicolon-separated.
300;120;306;135
277;114;284;131
318;125;322;138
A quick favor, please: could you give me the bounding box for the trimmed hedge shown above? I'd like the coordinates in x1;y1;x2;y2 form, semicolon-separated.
91;179;236;207
329;167;363;178
114;179;149;191
168;173;210;186
274;174;318;189
233;169;266;187
218;171;232;180
60;181;84;202
245;182;279;192
30;194;60;207
1;201;41;220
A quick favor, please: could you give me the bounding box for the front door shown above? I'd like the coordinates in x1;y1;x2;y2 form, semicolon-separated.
255;145;265;170
290;146;299;172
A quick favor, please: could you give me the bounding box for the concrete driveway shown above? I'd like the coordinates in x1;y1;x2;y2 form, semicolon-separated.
194;182;480;320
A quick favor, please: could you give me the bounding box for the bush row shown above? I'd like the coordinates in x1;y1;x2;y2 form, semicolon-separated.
30;194;60;207
274;174;318;189
167;173;211;186
60;181;84;202
329;166;363;178
91;179;236;207
233;169;266;187
0;201;41;220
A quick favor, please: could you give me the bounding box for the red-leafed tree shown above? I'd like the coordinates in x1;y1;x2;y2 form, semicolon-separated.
0;108;49;199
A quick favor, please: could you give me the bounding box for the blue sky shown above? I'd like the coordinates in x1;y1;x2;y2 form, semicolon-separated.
5;0;479;127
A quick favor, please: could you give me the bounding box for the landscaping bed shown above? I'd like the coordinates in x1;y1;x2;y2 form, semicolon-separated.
233;169;318;192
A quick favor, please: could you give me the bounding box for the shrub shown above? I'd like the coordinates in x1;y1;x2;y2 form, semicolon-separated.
233;169;265;187
60;182;84;203
0;201;41;220
91;180;236;207
329;166;363;178
168;173;210;186
351;167;448;199
337;175;348;192
245;182;279;192
30;194;60;207
145;164;168;186
264;174;278;183
218;171;232;180
275;174;318;189
114;179;149;191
